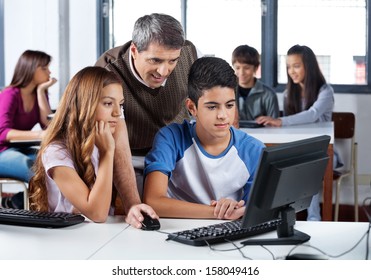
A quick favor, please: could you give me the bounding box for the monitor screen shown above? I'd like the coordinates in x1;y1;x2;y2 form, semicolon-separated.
240;135;330;245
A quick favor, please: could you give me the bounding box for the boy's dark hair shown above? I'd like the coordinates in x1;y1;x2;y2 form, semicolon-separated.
231;45;260;67
188;56;237;105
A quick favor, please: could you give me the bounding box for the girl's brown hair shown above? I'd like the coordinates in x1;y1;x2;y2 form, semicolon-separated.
29;66;122;211
284;45;326;116
10;50;52;88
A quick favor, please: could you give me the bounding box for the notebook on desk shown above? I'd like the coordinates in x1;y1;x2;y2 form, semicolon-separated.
239;120;264;128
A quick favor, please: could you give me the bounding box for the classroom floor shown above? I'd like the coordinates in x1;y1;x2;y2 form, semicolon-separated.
331;181;371;222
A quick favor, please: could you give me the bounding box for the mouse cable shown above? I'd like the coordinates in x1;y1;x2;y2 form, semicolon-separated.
156;229;186;243
156;229;172;235
286;223;370;260
205;239;279;260
155;229;260;259
154;225;370;260
204;239;253;259
361;198;371;259
86;223;131;260
362;197;371;222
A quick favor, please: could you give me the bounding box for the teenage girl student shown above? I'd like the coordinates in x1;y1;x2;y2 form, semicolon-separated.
0;50;57;209
256;44;335;221
29;66;158;224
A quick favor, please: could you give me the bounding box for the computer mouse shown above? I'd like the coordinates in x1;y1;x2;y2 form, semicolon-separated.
140;213;160;231
285;253;328;260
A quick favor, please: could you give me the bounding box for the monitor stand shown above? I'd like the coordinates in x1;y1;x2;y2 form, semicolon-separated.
241;206;311;246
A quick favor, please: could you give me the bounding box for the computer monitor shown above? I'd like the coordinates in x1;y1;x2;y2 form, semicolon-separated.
241;135;331;246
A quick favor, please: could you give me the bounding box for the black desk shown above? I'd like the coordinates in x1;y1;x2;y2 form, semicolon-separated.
8;139;41;148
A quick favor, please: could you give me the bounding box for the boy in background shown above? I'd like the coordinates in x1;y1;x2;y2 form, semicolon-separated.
232;45;279;121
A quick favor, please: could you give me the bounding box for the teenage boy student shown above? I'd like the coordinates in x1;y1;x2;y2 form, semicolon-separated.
232;45;279;120
143;57;265;219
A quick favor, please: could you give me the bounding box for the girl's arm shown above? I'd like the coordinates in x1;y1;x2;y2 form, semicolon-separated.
280;85;334;126
37;78;57;127
49;121;115;222
5;128;45;140
256;85;334;127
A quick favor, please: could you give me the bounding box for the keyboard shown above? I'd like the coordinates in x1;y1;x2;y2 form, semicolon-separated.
239;120;264;128
167;219;281;246
0;208;85;228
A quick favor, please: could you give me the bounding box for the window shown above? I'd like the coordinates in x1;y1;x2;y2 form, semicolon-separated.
186;0;261;70
104;0;371;93
111;0;181;47
109;0;262;67
277;0;367;90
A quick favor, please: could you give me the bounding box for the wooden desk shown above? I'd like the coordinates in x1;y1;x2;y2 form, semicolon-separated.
241;122;334;221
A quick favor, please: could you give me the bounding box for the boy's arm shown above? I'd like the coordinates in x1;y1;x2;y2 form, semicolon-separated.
211;199;245;219
143;171;244;219
143;171;217;218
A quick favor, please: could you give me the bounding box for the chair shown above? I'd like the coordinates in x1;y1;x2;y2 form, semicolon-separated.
0;178;29;210
332;112;358;221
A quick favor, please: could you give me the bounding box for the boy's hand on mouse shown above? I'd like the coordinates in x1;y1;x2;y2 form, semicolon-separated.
125;203;159;229
95;121;115;154
211;198;245;220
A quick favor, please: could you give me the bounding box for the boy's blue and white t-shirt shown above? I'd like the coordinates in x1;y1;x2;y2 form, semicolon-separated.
144;120;265;204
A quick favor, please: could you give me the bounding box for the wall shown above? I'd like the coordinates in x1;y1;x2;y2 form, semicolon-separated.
333;93;371;182
3;0;371;181
276;92;371;182
3;0;97;109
